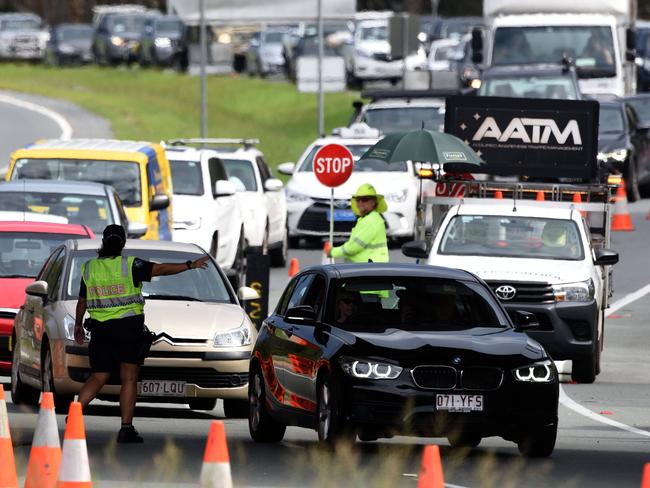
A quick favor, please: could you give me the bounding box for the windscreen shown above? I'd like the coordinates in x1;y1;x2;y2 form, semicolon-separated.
66;249;233;302
327;277;506;332
624;98;650;125
0;233;80;278
479;75;578;99
492;26;616;76
599;106;625;133
264;32;285;43
58;27;93;41
111;16;146;34
363;107;445;133
2;19;40;31
360;25;387;41
298;145;407;172
222;159;257;191
439;215;584;260
0;192;112;234
156;20;183;35
13;159;142;206
169;160;203;196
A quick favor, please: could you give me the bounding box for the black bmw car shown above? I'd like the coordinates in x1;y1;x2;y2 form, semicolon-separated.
248;264;559;457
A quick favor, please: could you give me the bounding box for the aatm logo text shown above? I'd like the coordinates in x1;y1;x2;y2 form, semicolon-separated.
472;117;582;145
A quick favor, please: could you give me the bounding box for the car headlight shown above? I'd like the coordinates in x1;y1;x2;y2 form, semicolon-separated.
597;148;628;162
173;217;201;230
154;37;171;48
385;189;408;203
213;321;252;347
355;48;373;59
64;314;90;342
285;188;310;203
552;279;594;302
340;358;402;380
59;44;76;54
111;36;124;47
513;360;556;383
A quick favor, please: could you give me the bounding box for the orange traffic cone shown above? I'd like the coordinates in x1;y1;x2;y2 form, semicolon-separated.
417;445;444;488
535;191;545;201
612;181;635;231
494;190;503;199
200;421;232;488
641;463;650;488
572;192;586;217
56;402;91;488
322;242;332;265
25;392;61;488
288;257;300;277
0;385;18;488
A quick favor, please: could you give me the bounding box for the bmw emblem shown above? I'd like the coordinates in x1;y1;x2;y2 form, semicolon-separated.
495;285;517;301
452;357;462;365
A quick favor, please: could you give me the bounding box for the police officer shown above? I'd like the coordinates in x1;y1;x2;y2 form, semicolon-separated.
328;183;389;263
74;224;209;443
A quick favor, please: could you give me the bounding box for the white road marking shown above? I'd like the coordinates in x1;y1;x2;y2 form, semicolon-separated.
0;93;73;140
559;385;650;438
606;283;650;317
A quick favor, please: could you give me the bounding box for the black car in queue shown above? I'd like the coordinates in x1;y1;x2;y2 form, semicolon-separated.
249;263;559;457
598;100;650;202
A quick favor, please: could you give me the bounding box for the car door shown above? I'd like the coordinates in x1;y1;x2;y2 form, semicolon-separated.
256;156;285;244
280;274;327;412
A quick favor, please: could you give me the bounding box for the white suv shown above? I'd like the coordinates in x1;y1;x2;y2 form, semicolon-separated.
164;141;246;286
210;141;289;267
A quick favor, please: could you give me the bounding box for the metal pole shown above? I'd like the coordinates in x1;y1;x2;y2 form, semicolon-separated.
199;0;207;139
329;187;334;263
402;13;408;89
317;0;325;137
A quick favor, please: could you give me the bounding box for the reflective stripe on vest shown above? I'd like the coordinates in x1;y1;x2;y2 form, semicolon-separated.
82;256;144;322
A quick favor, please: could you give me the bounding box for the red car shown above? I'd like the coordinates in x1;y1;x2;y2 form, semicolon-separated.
0;221;94;375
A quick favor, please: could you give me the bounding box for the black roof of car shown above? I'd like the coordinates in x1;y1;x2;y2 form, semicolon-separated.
301;263;477;281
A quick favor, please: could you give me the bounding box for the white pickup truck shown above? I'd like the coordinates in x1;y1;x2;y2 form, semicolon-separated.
403;181;619;383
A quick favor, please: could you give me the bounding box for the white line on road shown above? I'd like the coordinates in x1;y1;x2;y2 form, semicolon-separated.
606;283;650;317
0;93;73;140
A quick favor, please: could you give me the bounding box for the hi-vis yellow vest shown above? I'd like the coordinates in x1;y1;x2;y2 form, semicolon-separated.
330;210;389;263
82;256;145;322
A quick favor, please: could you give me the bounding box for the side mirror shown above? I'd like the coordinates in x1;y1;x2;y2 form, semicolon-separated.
25;280;48;299
238;286;261;301
401;240;429;259
277;162;296;175
127;221;148;239
514;310;539;330
594;248;619;266
285;305;316;324
264;178;284;192
626;28;637;62
471;27;483;64
214;179;236;197
149;194;170;212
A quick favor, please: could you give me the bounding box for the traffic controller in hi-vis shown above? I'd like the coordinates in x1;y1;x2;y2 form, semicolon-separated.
313;143;354;188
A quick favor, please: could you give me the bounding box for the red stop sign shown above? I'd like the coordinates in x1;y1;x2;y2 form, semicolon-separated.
313;144;354;187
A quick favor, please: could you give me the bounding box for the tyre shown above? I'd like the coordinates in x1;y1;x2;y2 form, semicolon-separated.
249;364;286;442
447;431;482;448
626;159;641;203
42;345;73;414
223;398;248;418
188;398;217;411
289;236;301;249
10;335;40;406
517;424;557;458
317;373;355;445
572;347;600;384
270;226;289;268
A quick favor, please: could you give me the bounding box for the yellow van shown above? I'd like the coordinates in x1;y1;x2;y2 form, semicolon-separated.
6;139;173;240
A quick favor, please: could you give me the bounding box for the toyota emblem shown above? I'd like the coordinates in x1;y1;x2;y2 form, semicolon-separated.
495;285;517;300
334;199;349;209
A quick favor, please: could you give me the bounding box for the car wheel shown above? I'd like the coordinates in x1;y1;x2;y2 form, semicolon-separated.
223;398;248;418
317;373;355;445
517;424;557;458
188;398;217;411
288;236;301;249
10;335;40;406
572;346;599;384
42;345;73;414
270;226;289;268
447;431;482;448
626;159;641;203
248;364;286;442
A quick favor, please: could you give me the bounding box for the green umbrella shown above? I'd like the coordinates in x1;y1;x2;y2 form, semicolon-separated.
360;129;485;173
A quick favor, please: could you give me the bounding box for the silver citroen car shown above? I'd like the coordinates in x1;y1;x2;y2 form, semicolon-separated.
11;239;258;416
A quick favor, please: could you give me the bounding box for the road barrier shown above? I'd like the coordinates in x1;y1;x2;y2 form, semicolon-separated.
245;250;270;329
56;402;92;488
612;180;635;232
0;384;19;488
200;420;232;488
417;445;444;488
25;392;61;488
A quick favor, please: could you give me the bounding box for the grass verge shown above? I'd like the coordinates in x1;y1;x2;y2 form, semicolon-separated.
0;64;358;176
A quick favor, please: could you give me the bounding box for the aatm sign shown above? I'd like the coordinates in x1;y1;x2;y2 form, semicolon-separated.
313;143;354;188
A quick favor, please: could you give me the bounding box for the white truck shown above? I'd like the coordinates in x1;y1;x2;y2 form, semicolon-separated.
474;0;637;98
404;180;619;385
